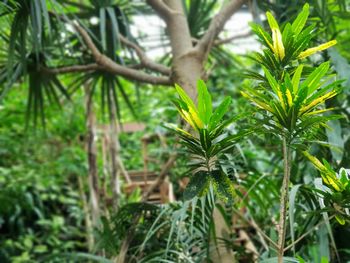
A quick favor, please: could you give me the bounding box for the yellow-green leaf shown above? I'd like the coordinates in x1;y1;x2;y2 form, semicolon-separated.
298;40;337;59
197;80;212;125
175;83;197;111
266;11;279;30
272;28;285;60
292;65;303;94
291;3;309;36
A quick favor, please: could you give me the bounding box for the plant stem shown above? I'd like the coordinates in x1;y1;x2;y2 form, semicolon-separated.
277;137;291;263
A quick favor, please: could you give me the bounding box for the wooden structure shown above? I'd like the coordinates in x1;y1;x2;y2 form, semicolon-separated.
99;122;174;204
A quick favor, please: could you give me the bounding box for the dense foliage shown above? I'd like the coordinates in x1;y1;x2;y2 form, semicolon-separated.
0;0;349;263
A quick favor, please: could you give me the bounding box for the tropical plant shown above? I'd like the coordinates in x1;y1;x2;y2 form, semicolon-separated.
243;3;341;262
166;80;253;203
304;151;350;225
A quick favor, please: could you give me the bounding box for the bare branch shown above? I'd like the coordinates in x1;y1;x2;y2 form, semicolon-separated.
146;0;174;21
73;22;172;86
214;31;252;46
192;31;252;47
232;207;279;250
196;0;246;56
42;63;101;74
119;35;170;75
283;215;335;252
142;153;177;200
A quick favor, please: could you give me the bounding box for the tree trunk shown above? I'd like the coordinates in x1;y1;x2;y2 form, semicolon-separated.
172;54;204;100
108;90;121;210
77;174;94;251
164;0;204;99
84;83;100;242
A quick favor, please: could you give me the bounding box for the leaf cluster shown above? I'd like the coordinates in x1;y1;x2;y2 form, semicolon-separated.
305;151;350;225
244;4;341;146
167;80;251;202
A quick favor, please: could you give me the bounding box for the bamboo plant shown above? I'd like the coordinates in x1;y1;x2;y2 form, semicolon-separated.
243;3;341;261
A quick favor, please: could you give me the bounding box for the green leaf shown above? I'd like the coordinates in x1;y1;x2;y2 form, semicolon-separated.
210;112;247;139
40;0;51;35
325;119;344;163
197;79;212;125
329;48;350;91
263;67;279;94
302;62;330;96
99;7;106;51
335;214;346;225
106;7;121;52
305;80;342;105
211;170;235;203
290;24;314;59
243;70;265;81
289;184;302;254
184;171;210;200
292;65;303;94
266;11;279;30
208;96;231;131
282;23;292;45
199;128;211;150
175;83;197;111
260;257;300;263
291;3;309;36
263;49;279;70
250;23;273;50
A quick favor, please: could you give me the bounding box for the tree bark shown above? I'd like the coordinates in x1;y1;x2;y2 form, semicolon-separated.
277;138;292;262
165;0;203;99
108;91;121;210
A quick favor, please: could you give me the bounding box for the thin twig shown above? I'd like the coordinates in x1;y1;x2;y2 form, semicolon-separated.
284;215;335;252
196;0;247;56
214;31;252;46
232;207;279;249
119;35;170;75
41;63;100;74
146;0;174;21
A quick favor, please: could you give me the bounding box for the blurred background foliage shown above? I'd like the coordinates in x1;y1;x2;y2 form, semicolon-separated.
0;0;349;262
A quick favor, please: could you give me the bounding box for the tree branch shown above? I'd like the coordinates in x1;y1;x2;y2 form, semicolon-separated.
283;215;335;253
73;22;172;86
196;0;246;56
119;35;170;75
214;31;252;46
41;63;101;74
192;31;252;47
232;207;279;250
146;0;174;21
142;153;177;200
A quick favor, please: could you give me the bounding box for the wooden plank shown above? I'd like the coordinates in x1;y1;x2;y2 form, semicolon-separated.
98;122;145;133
